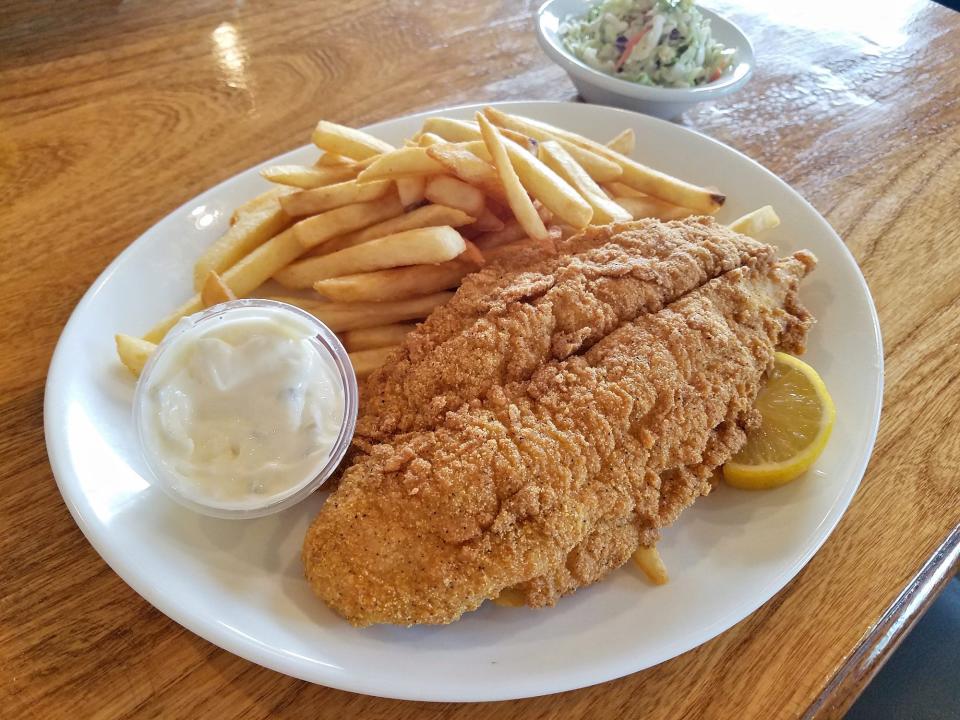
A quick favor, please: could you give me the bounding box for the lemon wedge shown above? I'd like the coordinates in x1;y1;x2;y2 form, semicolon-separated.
723;352;835;490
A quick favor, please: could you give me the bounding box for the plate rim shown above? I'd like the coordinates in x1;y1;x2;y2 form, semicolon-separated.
44;99;884;702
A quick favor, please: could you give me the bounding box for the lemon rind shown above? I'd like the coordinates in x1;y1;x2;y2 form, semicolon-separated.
723;353;836;490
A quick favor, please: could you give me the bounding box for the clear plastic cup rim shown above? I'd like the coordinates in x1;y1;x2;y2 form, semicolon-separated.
132;298;358;519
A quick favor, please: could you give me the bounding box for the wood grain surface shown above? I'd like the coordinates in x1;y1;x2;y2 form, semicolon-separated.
2;1;959;718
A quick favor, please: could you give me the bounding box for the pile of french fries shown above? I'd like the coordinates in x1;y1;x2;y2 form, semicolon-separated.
116;107;780;381
113;108;784;584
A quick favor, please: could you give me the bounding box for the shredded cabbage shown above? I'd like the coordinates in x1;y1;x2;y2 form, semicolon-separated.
560;0;734;88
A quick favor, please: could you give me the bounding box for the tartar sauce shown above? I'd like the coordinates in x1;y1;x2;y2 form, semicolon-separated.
136;302;350;514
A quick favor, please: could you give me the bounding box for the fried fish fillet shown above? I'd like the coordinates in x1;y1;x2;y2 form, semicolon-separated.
355;218;776;445
303;240;816;626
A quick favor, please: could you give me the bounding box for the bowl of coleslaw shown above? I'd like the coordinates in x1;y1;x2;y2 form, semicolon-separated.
537;0;754;119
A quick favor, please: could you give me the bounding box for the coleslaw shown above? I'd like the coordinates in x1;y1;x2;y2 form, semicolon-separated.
560;0;735;88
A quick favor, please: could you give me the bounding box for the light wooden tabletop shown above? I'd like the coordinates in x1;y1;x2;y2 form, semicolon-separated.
2;1;959;717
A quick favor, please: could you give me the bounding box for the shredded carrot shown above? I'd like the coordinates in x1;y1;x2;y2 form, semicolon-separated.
614;27;650;71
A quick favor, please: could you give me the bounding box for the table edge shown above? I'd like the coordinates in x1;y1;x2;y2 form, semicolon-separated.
802;522;960;720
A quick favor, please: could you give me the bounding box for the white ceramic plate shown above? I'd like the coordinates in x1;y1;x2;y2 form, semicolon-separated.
45;101;882;702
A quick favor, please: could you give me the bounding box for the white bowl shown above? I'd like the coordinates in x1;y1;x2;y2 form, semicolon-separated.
536;0;754;119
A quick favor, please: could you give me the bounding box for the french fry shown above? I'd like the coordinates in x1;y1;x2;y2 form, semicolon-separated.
728;206;781;236
311;120;394;160
270;292;454;332
482;107;724;212
115;334;156;377
482;234;556;264
265;295;327;312
396;176;426;208
194;193;294;289
458;225;482;241
632;546;669;585
316;152;354;166
459;239;485;266
420;139;499;165
136;112;738;370
349;346;398;379
420;117;534;150
314;204;475;256
145;209;457;341
606;128;636;156
280;179;392;218
538;140;631;224
615;195;696;221
313;256;479;302
356;147;446;182
200;271;236;307
218;228;306;291
603;181;645;199
551;139;624;183
423;175;486;216
146;224;323;340
535;201;555;227
479;114;593;229
294;194;404;250
340;323;416;352
499;127;537;151
425;143;509;204
473;218;526;249
453;140;493;162
416;132;447;147
492;588;526;608
604;182;696;219
477;113;548;242
309;226;466;282
277;226;466;287
472;207;505;232
143;296;205;344
486;197;513;220
421;117;483;143
481;108;625;183
260;164;359;189
230;186;295;225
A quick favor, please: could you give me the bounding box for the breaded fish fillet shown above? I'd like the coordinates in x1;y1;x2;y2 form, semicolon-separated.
355;218;776;444
303;246;816;626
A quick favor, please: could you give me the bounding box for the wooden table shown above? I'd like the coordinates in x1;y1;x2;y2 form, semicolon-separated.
2;1;959;717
